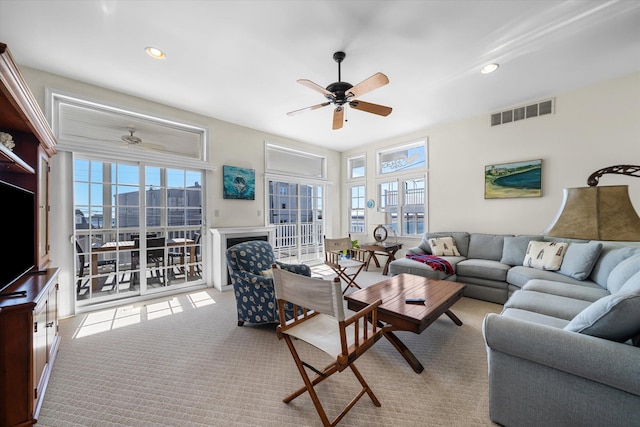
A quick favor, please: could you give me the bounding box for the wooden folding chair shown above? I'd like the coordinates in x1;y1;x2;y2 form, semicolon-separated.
324;235;367;294
273;267;383;427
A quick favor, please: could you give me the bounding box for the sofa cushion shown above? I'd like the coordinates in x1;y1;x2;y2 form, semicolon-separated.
500;235;542;266
607;254;640;294
468;233;510;261
522;279;609;302
559;241;603;280
620;270;640;293
415;232;470;257
456;259;510;282
564;290;640;342
507;266;590;288
500;307;571;328
523;241;568;271
590;244;640;288
389;256;464;280
503;290;592;320
428;236;460;256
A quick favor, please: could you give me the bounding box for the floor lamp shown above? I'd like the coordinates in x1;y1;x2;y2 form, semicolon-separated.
544;165;640;241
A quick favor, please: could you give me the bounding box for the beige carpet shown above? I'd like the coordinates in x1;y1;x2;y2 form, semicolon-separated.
37;268;502;426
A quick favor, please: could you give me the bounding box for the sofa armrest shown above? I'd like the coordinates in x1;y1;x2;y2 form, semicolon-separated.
405;246;426;255
229;270;273;288
483;313;640;396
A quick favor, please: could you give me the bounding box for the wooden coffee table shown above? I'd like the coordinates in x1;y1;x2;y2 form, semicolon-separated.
344;273;465;373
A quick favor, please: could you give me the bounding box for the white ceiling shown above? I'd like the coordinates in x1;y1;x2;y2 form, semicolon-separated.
1;1;639;152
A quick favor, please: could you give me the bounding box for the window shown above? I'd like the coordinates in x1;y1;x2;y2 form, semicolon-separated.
265;142;327;264
378;177;426;236
377;140;426;175
74;158;204;305
376;139;427;236
51;92;208;168
349;184;366;233
266;143;326;179
347;154;366;179
268;180;324;264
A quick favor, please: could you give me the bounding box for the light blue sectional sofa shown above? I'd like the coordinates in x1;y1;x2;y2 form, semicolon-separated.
389;232;640;426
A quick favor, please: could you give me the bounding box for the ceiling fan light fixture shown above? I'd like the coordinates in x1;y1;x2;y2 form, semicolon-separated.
145;46;166;60
288;51;392;130
481;63;499;74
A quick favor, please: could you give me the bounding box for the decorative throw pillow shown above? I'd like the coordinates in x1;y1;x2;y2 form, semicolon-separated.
428;236;460;256
259;269;274;278
500;235;541;266
564;290;640;342
523;241;568;271
558;241;603;280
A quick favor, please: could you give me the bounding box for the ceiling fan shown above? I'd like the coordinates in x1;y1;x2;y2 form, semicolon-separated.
120;127;168;151
67;127;168;152
287;51;392;130
120;129;165;151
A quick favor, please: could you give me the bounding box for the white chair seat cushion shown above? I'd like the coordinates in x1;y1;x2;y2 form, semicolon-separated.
285;313;373;358
338;259;364;268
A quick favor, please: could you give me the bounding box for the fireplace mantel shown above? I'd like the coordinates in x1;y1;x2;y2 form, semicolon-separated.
210;226;276;291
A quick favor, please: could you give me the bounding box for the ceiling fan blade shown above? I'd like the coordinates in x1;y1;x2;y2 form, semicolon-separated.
297;79;334;98
349;100;392;116
346;72;389;98
332;106;344;130
287;102;331;116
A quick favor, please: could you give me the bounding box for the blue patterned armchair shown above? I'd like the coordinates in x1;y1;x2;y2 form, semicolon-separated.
226;240;311;326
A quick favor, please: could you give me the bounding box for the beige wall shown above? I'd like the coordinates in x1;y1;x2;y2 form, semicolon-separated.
343;72;640;243
20;66;341;316
19;65;639;315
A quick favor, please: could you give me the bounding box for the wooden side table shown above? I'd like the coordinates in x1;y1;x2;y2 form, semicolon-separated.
359;243;403;275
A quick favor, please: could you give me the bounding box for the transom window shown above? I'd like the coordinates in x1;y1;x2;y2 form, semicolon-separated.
347;154;366;180
377;140;426;175
376;139;428;236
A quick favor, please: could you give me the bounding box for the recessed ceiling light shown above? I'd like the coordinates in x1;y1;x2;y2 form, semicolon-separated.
481;63;499;74
145;47;166;60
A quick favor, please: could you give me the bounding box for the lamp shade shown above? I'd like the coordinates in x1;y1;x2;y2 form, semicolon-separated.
544;185;640;241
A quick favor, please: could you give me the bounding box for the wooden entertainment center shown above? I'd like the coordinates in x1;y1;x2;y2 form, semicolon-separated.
0;43;59;426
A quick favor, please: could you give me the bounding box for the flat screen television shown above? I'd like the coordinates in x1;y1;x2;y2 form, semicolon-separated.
0;179;35;295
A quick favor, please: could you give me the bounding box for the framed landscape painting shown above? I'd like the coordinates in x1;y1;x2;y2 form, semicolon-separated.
485;159;542;199
223;165;255;200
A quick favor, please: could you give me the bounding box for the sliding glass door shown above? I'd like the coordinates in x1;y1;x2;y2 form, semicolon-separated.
267;180;324;264
74;158;204;306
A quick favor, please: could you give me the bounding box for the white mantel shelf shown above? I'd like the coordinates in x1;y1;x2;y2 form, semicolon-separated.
210;226;276;291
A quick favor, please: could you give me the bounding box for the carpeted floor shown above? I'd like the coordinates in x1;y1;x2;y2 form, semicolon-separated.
37;267;502;426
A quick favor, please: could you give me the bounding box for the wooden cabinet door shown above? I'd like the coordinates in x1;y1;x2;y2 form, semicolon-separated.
46;284;58;360
33;298;48;404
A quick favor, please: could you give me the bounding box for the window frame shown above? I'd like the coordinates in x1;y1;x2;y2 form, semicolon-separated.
73;155;205;305
375;138;428;237
348;183;366;234
376;139;426;177
347;153;366;181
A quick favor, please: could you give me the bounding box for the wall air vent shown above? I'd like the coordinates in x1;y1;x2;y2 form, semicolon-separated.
490;99;554;127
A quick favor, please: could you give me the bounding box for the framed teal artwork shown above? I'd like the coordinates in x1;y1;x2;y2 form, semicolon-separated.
223;165;255;200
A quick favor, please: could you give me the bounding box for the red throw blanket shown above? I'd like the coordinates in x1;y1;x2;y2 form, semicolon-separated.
406;254;454;275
